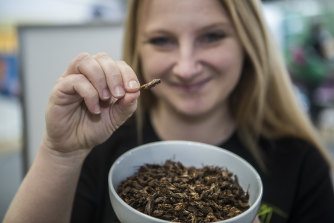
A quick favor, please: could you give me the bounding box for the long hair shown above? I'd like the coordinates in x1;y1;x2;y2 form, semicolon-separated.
122;0;333;170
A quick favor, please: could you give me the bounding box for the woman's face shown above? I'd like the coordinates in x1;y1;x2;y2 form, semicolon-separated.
138;0;244;118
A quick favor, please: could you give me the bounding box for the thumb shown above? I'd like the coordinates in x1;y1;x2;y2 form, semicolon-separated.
112;91;140;126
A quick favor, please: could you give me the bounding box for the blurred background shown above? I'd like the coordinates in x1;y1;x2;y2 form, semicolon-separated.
0;0;334;220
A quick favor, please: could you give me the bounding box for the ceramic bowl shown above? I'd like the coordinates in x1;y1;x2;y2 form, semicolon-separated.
108;140;263;223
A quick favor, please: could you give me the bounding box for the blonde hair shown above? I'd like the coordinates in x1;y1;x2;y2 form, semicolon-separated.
123;0;333;169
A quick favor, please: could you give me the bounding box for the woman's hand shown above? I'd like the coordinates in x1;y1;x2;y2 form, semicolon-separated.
43;53;140;154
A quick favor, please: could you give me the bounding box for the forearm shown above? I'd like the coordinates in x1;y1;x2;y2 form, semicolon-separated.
3;142;88;223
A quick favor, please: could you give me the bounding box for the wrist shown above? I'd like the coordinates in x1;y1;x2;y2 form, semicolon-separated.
39;135;90;169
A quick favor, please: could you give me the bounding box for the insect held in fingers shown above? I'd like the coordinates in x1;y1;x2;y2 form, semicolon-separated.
108;79;161;105
140;79;161;90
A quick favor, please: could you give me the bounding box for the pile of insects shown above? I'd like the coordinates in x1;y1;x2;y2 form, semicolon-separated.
117;160;249;223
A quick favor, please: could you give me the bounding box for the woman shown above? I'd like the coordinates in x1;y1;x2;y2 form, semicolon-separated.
4;0;334;223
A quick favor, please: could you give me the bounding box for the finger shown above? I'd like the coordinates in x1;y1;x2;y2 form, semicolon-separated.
94;53;126;99
64;53;109;101
53;74;101;114
115;91;140;118
115;60;140;92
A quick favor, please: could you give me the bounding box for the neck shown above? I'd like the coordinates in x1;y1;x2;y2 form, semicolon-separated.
151;103;235;145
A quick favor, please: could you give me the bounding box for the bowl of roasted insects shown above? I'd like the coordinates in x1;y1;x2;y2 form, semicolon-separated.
108;141;263;223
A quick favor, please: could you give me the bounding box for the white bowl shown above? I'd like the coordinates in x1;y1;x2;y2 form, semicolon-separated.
108;141;263;223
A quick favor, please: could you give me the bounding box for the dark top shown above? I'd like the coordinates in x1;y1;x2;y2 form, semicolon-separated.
71;117;334;223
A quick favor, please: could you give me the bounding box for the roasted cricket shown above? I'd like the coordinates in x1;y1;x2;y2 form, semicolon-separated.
140;79;161;90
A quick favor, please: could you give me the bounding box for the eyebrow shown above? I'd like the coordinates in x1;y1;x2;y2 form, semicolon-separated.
199;22;233;31
143;22;233;36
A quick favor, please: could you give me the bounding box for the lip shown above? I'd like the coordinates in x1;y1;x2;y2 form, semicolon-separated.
170;77;211;92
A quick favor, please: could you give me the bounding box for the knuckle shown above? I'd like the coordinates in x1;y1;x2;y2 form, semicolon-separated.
94;52;110;60
110;73;123;82
115;60;127;66
76;73;87;82
115;60;134;75
75;52;91;63
73;53;93;70
86;88;99;99
78;79;97;99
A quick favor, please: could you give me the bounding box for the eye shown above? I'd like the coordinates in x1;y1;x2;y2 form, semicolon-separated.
199;32;226;44
148;37;173;47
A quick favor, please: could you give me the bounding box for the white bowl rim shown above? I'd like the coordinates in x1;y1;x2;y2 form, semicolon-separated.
108;140;263;223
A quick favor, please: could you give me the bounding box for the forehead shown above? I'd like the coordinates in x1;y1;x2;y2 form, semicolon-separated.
139;0;230;32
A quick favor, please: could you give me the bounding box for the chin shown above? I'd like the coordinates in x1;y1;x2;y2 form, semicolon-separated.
175;103;214;119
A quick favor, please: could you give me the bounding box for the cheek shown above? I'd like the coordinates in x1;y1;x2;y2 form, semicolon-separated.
205;43;244;74
204;43;244;95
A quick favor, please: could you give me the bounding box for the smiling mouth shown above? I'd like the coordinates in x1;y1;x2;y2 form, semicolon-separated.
170;78;211;92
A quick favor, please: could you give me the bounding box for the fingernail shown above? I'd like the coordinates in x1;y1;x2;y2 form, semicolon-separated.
102;88;111;99
114;85;125;97
128;80;140;89
93;104;101;114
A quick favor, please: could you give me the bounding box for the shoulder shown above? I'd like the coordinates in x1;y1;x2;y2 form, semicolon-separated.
261;136;327;166
271;136;331;177
259;136;334;222
263;136;315;152
262;136;332;177
270;137;334;222
259;136;332;197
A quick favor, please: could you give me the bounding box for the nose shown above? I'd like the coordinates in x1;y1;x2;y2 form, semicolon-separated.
172;42;202;79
